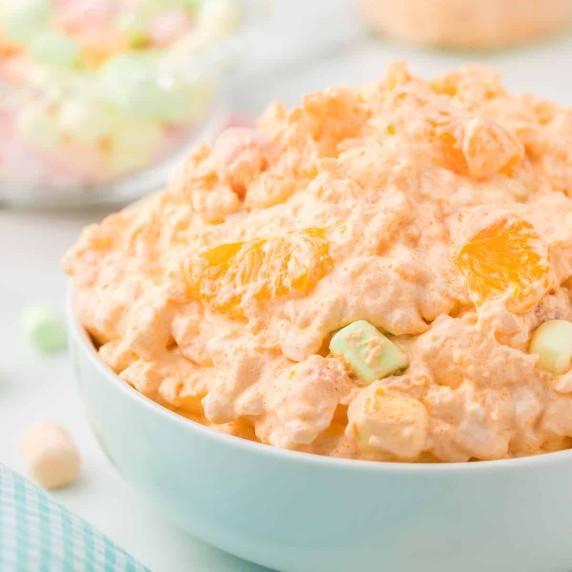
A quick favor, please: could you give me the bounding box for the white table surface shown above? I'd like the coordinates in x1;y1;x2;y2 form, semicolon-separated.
1;2;572;570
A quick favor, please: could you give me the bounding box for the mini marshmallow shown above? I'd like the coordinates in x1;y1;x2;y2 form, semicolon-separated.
2;0;52;45
28;30;80;68
16;104;61;152
58;98;113;146
21;302;67;353
347;389;428;459
21;423;80;490
116;10;148;47
529;319;572;375
329;320;409;383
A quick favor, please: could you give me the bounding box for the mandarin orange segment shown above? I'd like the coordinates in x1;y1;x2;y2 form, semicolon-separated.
454;216;550;311
187;228;333;315
437;130;468;175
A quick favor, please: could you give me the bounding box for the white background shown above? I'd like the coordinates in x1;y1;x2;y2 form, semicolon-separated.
1;1;572;570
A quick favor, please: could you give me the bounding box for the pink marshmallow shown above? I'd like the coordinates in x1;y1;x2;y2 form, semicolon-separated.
211;127;274;198
54;0;115;29
148;7;193;47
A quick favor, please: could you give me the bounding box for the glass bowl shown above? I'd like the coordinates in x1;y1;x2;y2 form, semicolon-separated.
0;0;261;209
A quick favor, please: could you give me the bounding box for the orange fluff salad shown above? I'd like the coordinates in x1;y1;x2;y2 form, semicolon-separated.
65;63;572;463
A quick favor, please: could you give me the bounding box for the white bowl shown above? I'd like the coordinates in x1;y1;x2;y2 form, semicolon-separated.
67;296;572;572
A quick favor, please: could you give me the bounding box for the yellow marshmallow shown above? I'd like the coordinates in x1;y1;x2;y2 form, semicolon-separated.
347;389;428;460
529;320;572;375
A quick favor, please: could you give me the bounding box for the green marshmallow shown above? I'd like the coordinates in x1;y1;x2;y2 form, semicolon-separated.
21;303;67;354
156;79;212;122
28;31;81;68
329;320;409;384
100;52;210;123
2;0;51;45
181;0;204;13
529;319;572;375
100;53;165;119
139;0;202;14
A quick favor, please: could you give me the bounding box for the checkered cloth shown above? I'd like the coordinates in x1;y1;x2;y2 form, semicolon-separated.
0;464;149;572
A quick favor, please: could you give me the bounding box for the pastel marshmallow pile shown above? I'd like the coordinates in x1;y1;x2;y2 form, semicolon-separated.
0;0;238;189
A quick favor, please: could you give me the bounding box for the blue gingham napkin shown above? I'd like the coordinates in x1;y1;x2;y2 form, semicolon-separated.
0;464;149;571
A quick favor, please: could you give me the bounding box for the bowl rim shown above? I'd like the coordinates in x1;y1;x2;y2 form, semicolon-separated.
67;286;572;475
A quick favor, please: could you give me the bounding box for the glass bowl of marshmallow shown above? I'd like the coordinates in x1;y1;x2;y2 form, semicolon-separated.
0;0;254;208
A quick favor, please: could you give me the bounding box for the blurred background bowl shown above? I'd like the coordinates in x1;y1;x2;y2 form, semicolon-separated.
356;0;572;50
0;0;262;209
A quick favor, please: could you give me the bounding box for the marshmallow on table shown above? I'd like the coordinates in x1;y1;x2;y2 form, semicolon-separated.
21;302;67;354
21;423;80;490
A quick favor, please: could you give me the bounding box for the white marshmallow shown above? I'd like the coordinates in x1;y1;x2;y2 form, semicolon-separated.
21;423;80;490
